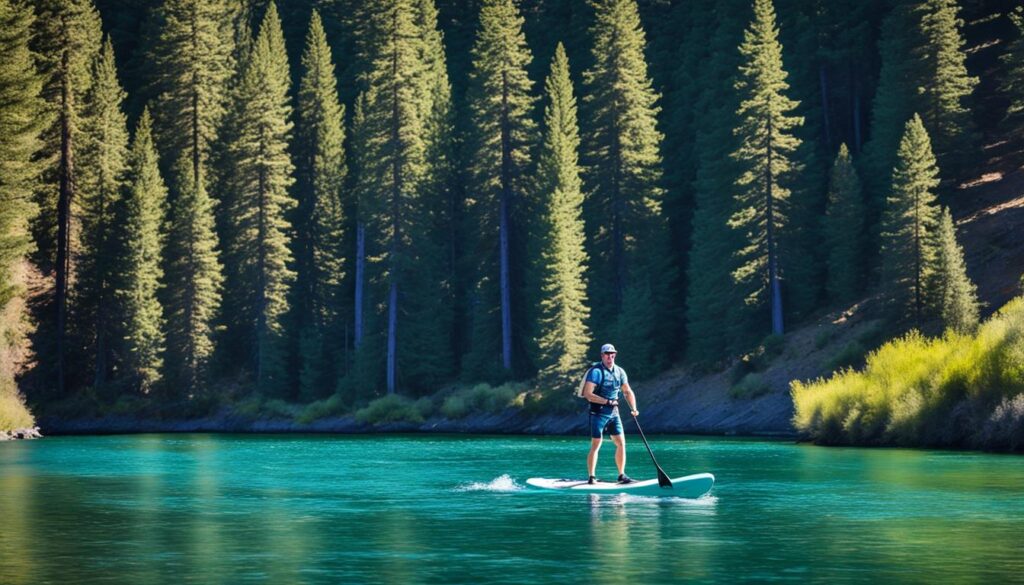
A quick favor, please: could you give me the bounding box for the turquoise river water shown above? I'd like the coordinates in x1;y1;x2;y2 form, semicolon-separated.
1;434;1022;584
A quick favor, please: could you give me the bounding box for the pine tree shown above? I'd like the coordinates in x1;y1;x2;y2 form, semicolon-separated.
582;0;674;377
147;0;235;190
75;37;130;389
999;7;1024;133
354;0;450;395
686;0;748;363
863;0;976;243
822;144;866;305
0;0;45;314
879;114;941;326
164;155;222;394
918;0;977;172
119;108;167;393
31;0;103;395
294;10;347;401
463;0;537;379
221;2;295;394
535;43;590;386
931;206;978;333
728;0;803;338
0;0;45;415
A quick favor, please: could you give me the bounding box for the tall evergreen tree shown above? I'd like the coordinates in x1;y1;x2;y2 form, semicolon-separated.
164;155;222;393
863;0;976;242
822;144;866;305
728;0;803;338
221;3;295;394
119;108;167;393
686;0;748;363
879;114;941;326
414;0;458;378
582;0;674;377
931;206;978;333
294;10;347;400
535;43;590;386
918;0;977;171
31;0;103;394
463;0;537;378
0;0;45;411
147;0;235;190
354;0;450;395
0;0;45;315
75;37;129;388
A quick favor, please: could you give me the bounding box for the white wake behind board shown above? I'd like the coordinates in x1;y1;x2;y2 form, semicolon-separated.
526;473;714;498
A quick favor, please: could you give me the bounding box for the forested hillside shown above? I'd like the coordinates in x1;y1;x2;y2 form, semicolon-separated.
1;0;1022;426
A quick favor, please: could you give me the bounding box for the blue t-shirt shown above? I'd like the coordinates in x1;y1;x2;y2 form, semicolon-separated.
586;364;628;401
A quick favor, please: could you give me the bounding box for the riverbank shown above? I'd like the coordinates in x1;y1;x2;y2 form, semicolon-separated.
36;303;881;438
0;427;42;440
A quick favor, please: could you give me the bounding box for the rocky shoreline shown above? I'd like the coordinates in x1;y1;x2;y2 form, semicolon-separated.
0;427;42;440
35;379;799;438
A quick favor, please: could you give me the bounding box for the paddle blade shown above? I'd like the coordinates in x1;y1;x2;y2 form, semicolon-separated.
657;468;673;488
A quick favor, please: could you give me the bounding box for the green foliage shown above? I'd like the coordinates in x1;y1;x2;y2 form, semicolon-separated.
0;377;34;431
931;207;979;333
822;144;866;305
75;38;130;388
792;297;1024;449
221;3;296;394
148;0;235;186
583;0;675;376
730;372;770;400
119;108;167;392
440;382;525;419
534;44;591;387
879;115;942;326
296;393;348;424
164;155;223;394
355;394;433;425
862;0;976;231
294;9;347;401
462;0;537;378
0;0;44;311
729;0;804;338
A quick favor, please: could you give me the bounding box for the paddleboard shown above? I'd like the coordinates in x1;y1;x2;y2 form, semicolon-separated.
526;472;714;498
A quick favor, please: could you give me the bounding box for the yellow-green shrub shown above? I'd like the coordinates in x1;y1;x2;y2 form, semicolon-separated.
792;298;1024;449
440;382;525;419
355;395;433;425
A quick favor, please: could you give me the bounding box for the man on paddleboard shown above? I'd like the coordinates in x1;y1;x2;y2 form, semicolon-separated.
580;343;640;485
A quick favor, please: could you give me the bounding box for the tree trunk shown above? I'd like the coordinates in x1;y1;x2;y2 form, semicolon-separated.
55;39;74;396
354;221;365;346
766;117;784;336
499;70;512;372
256;146;267;386
819;63;832;149
850;63;862;152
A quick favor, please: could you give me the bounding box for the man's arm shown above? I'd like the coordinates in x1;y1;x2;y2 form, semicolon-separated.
581;381;614;405
622;382;639;416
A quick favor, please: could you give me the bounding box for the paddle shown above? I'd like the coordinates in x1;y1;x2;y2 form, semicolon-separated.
630;412;673;488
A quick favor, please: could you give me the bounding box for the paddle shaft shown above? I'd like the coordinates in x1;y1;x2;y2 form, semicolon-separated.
630;413;673;488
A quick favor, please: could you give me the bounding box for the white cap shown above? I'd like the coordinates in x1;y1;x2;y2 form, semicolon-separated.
600;343;617;354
